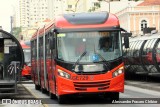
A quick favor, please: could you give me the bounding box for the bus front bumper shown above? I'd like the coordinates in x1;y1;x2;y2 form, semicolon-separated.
57;74;124;95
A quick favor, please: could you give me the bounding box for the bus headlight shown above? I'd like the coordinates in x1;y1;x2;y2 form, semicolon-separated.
112;67;124;78
58;69;71;79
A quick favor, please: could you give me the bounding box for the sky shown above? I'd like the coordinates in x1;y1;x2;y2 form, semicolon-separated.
0;0;17;32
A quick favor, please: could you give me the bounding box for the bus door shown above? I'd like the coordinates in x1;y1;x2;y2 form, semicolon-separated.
43;32;48;91
48;32;56;94
46;33;52;92
39;37;44;88
35;39;39;85
31;41;35;81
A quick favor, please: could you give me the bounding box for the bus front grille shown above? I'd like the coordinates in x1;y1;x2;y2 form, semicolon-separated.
73;80;110;91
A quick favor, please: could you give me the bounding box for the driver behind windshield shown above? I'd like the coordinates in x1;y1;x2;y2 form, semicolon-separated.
100;37;112;52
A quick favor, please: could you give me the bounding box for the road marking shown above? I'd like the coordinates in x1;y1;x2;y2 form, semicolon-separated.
22;84;49;107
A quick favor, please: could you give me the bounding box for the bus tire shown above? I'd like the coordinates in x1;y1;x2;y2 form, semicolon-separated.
41;88;46;93
57;95;66;104
49;91;56;99
104;92;119;101
111;92;119;101
35;84;40;90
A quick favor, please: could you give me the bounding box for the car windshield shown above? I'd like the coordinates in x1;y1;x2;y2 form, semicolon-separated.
57;31;122;63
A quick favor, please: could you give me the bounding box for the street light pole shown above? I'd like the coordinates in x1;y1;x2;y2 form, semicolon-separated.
10;16;13;34
75;0;80;12
108;1;110;13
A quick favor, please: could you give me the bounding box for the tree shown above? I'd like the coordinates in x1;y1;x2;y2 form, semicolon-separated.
88;2;101;12
88;7;96;12
12;27;22;39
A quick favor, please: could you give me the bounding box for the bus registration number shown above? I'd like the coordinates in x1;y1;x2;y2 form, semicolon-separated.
72;76;89;81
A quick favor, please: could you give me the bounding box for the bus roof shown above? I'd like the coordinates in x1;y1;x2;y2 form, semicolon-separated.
129;33;160;42
20;40;30;49
31;12;120;40
55;12;119;29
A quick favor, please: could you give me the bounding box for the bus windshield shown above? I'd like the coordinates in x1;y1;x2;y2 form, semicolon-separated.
57;31;122;63
23;49;31;65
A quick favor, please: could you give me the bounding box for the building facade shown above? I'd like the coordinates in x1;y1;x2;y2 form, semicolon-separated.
19;0;48;28
17;0;151;40
100;0;143;13
19;0;30;28
19;0;49;40
116;0;160;36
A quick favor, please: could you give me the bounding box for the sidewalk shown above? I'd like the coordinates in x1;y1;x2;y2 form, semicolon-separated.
125;80;160;92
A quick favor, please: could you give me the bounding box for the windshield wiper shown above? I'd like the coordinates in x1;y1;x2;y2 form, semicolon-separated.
72;51;87;70
94;52;110;71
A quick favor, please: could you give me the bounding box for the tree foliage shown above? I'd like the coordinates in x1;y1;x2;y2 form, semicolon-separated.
88;2;101;12
12;27;22;39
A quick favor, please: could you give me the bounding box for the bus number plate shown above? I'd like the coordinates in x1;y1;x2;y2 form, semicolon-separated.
72;76;89;81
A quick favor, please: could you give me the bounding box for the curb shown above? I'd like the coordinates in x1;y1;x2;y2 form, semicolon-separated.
125;81;160;92
22;84;48;107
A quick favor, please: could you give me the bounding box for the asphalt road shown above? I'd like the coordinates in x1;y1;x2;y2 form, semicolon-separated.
22;83;160;107
0;84;43;107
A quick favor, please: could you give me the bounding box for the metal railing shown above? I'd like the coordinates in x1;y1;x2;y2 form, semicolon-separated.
7;61;20;93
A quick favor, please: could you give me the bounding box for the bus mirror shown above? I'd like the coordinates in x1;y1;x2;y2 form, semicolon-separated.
50;37;55;49
120;28;131;49
124;36;129;48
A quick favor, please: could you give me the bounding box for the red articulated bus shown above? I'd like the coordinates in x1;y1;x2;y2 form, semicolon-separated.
20;41;31;79
31;12;129;103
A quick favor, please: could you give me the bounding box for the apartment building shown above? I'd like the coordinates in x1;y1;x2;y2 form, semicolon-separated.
19;0;48;28
19;0;30;27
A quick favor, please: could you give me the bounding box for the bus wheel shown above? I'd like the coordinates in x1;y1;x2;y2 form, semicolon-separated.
41;88;46;93
49;91;56;99
110;92;119;101
35;84;40;90
57;95;66;104
104;92;119;101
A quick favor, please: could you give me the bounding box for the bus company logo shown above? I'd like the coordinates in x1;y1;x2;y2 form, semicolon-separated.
2;99;11;104
90;75;94;80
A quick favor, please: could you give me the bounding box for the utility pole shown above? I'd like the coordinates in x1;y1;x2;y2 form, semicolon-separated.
10;16;13;34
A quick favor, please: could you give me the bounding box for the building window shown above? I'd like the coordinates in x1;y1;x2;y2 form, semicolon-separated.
141;20;147;31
